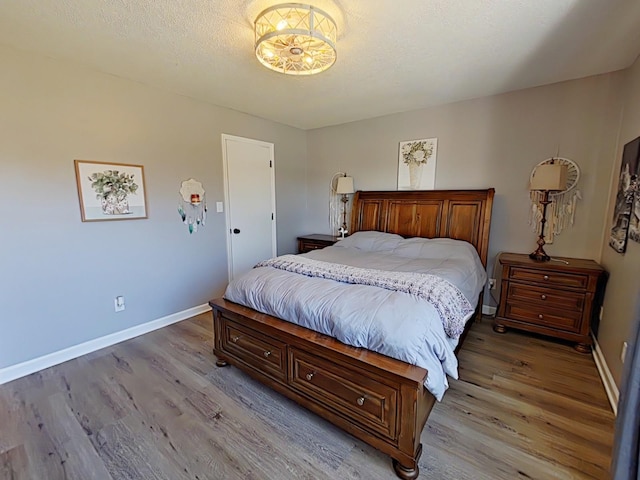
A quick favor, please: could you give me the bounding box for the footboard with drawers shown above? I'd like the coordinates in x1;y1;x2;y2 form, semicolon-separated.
210;298;434;479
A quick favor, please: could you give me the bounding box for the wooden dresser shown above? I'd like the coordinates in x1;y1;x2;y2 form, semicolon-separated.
297;234;339;253
494;253;607;353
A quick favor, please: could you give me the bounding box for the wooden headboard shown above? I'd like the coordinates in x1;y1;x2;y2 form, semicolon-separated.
350;189;495;267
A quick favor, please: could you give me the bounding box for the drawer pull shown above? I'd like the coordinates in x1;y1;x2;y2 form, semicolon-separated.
543;275;550;281
538;314;544;319
541;294;547;300
231;335;241;343
356;396;366;406
305;372;315;381
263;350;271;358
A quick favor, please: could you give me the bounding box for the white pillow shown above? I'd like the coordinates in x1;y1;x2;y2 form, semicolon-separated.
334;231;403;252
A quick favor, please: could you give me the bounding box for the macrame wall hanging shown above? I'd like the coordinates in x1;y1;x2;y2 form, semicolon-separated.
178;178;207;234
529;158;582;243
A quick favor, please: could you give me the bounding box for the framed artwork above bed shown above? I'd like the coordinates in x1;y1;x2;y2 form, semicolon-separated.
397;138;438;190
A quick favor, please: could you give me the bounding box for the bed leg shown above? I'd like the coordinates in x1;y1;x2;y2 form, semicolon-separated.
392;459;419;480
392;444;421;480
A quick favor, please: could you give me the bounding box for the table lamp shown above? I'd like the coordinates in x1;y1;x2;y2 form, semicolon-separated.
336;175;354;237
529;163;568;261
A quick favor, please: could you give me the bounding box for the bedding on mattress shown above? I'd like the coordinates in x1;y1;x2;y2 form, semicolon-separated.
223;231;487;400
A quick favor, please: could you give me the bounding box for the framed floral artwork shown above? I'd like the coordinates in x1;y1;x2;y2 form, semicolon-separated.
74;160;148;222
397;138;438;190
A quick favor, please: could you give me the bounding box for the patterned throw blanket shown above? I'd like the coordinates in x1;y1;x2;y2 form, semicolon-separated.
255;255;474;339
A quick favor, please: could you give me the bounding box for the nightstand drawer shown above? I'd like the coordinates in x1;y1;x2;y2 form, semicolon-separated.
297;234;339;254
507;283;585;311
504;302;581;332
298;241;326;253
509;266;589;290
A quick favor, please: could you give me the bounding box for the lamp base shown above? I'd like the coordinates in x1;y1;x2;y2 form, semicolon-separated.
529;246;550;262
340;194;349;236
530;191;552;262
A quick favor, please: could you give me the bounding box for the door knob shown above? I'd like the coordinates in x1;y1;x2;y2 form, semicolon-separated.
233;228;241;234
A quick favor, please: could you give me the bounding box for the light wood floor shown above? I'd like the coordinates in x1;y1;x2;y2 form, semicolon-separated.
0;314;614;480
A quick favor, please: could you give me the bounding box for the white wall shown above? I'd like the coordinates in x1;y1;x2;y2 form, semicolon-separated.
2;40;636;393
306;74;623;305
0;45;307;369
598;54;640;385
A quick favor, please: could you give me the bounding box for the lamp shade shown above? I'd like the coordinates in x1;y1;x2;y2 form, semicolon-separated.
530;164;568;191
336;176;354;194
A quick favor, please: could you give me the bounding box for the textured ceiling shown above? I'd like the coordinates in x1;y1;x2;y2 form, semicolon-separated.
1;0;640;129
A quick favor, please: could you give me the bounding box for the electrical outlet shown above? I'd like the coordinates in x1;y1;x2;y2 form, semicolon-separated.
488;278;496;290
114;296;125;312
621;342;628;363
216;201;223;213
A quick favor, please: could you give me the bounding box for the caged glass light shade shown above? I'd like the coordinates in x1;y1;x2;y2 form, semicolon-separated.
254;3;337;75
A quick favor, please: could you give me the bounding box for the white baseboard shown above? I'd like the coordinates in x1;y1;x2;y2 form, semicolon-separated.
592;335;620;415
0;303;212;386
482;304;497;316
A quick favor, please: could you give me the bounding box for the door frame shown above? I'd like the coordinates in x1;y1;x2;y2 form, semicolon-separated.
221;134;277;281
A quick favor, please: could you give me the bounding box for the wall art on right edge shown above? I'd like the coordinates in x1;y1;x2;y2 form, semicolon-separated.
397;138;437;190
609;136;640;253
629;162;640;246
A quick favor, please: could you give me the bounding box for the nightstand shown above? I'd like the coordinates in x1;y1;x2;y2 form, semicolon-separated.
297;234;339;254
494;253;607;353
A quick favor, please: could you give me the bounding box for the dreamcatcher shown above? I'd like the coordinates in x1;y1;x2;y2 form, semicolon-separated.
178;179;207;234
529;158;582;243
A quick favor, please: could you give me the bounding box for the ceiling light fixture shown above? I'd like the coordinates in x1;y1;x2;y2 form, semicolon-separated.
254;3;337;75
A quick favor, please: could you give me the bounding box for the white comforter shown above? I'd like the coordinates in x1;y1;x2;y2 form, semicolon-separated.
224;233;487;400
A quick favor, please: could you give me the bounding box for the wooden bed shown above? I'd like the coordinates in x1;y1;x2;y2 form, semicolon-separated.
209;189;494;479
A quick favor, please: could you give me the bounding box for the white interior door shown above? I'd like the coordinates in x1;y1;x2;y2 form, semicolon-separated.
222;134;276;280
